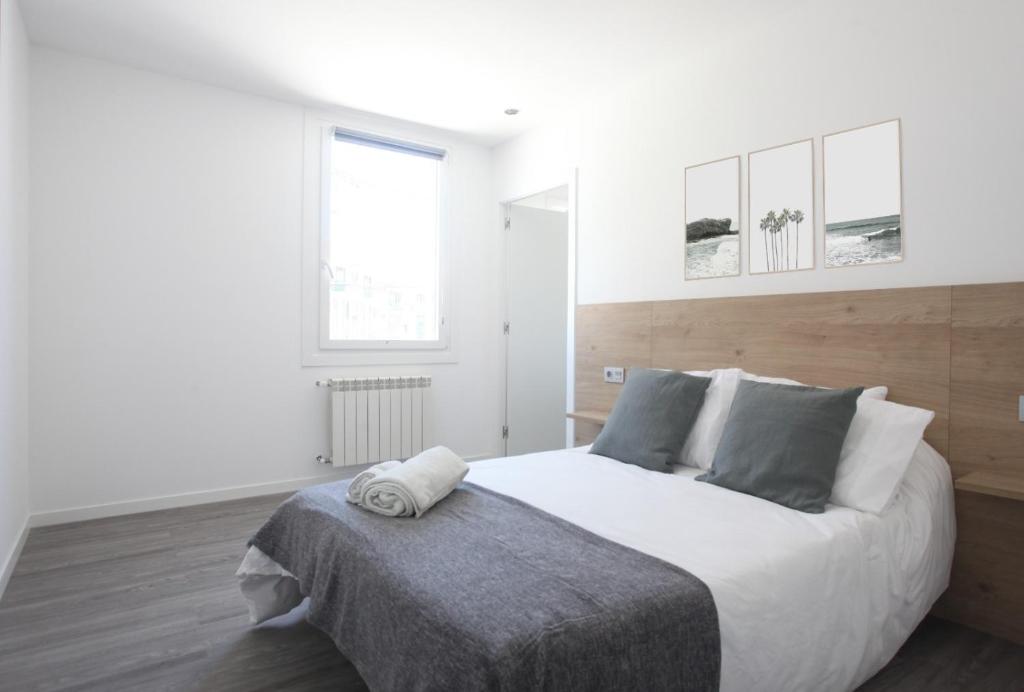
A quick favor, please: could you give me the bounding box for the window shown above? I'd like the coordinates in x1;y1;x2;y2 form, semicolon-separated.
320;128;447;349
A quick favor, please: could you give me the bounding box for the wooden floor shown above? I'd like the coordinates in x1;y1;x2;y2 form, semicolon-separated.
1;495;1021;692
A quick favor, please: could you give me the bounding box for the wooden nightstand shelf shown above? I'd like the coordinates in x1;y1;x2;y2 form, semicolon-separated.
566;410;609;426
567;410;610;445
939;468;1024;646
954;471;1024;502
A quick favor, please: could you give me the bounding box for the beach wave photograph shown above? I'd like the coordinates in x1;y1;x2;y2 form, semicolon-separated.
824;120;903;267
825;214;901;267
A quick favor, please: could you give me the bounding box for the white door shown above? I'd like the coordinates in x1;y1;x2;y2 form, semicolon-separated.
505;191;569;456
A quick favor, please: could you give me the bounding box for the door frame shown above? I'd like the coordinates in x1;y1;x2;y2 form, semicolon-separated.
499;168;579;456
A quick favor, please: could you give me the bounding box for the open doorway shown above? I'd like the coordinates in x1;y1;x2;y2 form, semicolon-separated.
503;185;571;456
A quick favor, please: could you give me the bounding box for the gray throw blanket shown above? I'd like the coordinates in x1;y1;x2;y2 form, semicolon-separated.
249;481;720;692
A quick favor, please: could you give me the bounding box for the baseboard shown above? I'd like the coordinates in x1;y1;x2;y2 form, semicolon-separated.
0;516;30;601
29;452;494;528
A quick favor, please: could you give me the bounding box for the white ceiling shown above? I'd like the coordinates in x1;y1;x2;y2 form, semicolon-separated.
21;0;803;144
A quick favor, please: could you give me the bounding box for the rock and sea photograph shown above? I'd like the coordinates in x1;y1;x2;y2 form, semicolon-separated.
685;156;740;279
824;120;903;267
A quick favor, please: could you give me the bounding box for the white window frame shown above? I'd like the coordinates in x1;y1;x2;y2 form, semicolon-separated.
302;110;456;366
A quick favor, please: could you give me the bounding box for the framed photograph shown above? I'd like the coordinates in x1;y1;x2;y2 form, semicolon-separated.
824;119;903;268
748;139;814;274
684;156;740;280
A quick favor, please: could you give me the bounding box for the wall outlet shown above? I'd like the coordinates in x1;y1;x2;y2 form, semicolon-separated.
604;367;625;384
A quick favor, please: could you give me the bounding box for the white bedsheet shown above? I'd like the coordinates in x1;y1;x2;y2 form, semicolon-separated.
238;442;954;692
466;443;955;692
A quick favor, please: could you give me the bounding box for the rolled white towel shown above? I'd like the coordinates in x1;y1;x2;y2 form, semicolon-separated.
345;460;402;504
360;446;469;518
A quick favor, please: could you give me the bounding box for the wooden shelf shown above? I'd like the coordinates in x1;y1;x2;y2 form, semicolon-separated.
566;410;610;426
954;470;1024;502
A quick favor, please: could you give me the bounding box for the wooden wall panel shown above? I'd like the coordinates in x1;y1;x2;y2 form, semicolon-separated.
573;302;652;445
649;287;952;455
574;302;652;412
572;421;604;447
939;282;1024;645
950;283;1024;477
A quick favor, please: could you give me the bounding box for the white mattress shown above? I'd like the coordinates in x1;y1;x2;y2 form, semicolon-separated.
465;442;955;692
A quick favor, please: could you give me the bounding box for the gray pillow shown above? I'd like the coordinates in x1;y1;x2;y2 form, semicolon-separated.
697;380;863;513
590;369;711;472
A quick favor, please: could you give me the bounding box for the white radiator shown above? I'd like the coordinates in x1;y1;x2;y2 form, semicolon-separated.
316;376;432;467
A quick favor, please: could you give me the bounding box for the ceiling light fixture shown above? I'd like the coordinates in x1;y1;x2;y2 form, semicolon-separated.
504;108;519;115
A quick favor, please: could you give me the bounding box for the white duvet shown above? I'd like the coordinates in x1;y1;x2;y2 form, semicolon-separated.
466;444;955;692
238;442;954;692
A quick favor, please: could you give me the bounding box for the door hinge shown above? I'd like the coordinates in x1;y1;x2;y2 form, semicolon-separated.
502;425;509;439
504;217;511;231
503;321;510;335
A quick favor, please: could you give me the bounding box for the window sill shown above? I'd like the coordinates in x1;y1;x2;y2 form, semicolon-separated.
302;348;458;367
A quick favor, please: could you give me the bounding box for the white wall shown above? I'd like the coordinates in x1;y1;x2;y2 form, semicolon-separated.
29;48;503;520
494;0;1024;305
0;0;31;586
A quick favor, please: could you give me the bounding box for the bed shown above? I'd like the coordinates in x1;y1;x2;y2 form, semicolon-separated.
238;440;954;692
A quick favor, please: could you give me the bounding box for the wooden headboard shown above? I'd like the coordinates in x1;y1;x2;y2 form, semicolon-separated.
574;281;1024;643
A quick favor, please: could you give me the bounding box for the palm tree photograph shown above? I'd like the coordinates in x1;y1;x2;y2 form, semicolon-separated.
756;207;807;272
748;139;814;273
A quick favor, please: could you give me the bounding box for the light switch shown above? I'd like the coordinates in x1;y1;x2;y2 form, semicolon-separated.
1019;395;1024;422
604;367;625;384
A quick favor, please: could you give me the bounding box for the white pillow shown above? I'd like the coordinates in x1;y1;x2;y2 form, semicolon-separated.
739;370;804;386
677;369;888;470
679;368;743;469
740;370;889;401
830;397;935;514
861;386;888;400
